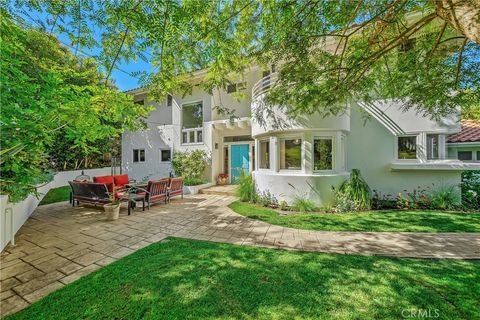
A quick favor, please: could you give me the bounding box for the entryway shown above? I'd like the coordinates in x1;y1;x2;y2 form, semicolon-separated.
230;144;250;183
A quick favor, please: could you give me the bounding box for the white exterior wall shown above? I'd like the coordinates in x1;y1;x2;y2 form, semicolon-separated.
123;70;262;183
348;106;462;198
1;167;112;252
123;68;474;208
122;94;174;181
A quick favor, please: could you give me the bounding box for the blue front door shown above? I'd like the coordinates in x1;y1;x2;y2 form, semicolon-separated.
230;144;250;184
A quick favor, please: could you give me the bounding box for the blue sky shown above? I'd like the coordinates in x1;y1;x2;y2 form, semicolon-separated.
12;7;152;92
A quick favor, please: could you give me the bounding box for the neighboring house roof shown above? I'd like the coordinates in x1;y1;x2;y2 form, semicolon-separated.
447;120;480;143
123;86;146;94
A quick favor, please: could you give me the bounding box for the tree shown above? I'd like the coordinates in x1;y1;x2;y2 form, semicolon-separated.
0;12;151;202
4;1;480;116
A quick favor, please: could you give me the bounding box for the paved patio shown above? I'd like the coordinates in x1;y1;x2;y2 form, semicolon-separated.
1;194;479;316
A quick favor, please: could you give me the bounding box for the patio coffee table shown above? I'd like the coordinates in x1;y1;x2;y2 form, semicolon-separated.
123;193;146;215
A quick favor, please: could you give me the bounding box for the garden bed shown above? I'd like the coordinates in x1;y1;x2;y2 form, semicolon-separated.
228;201;480;233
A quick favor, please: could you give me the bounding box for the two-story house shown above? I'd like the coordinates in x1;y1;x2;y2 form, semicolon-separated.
122;65;480;205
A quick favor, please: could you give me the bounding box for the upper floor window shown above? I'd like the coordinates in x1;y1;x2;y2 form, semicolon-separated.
259;140;270;169
226;82;247;94
133;149;145;163
134;99;144;105
167;94;173;107
182;101;203;129
280;138;302;170
398;136;417;159
426;134;439;160
314;137;333;171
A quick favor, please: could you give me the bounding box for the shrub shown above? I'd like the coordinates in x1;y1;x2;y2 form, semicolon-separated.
291;195;317;212
184;177;205;186
430;184;461;210
332;189;362;213
237;172;257;203
257;190;278;208
171;150;207;185
372;190;396;210
461;171;480;210
279;200;289;211
338;169;371;210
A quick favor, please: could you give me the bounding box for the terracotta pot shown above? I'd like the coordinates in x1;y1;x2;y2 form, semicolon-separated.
217;177;228;185
104;203;120;221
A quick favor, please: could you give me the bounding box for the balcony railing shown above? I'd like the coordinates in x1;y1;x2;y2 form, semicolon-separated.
252;72;278;100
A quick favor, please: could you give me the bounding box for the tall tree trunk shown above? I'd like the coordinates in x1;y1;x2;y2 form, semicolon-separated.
434;0;480;43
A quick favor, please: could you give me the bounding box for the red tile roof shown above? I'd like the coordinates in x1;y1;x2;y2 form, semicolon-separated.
447;120;480;143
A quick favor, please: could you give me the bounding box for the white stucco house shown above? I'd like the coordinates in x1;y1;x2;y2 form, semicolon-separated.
122;65;480;206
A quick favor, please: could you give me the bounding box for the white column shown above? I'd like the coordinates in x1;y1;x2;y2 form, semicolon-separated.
270;136;278;172
304;132;313;174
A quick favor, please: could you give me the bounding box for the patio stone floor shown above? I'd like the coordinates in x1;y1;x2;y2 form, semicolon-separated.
1;194;479;316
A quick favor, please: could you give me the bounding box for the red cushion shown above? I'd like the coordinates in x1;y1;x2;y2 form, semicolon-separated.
93;176;114;192
114;174;129;187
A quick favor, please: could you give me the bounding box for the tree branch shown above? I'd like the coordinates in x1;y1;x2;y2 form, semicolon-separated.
454;37;467;87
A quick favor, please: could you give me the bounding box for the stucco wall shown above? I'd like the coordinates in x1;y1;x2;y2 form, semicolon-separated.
348;106;461;196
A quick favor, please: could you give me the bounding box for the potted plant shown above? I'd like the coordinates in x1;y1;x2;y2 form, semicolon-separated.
217;173;229;185
104;192;121;221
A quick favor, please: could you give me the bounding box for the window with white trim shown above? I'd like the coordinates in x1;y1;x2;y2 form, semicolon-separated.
181;101;203;144
397;136;417;159
160;149;171;162
167;94;173;107
313;137;333;171
259;140;270;169
280;138;302;170
133;149;145;162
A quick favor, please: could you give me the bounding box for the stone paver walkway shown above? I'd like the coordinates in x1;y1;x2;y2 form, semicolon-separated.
1;194;479;316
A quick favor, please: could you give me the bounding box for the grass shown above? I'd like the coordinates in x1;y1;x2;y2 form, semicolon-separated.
229;201;480;233
8;238;480;320
39;186;71;205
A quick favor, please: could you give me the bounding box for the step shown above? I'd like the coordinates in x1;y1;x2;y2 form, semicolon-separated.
199;185;238;196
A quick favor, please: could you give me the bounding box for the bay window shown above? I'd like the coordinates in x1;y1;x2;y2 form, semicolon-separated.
314;137;333;171
280;138;302;170
398;136;417;159
259;140;270;169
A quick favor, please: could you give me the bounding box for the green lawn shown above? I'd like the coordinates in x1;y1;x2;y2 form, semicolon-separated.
39;186;71;205
229;201;480;233
8;238;479;320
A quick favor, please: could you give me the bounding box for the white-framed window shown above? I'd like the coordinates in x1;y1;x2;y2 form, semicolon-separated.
259;140;270;169
458;151;473;161
181;101;203;144
426;134;439;160
279;138;302;170
167;94;173;107
160;149;171;162
133;149;145;163
397;135;417;159
226;82;247;94
313;137;333;171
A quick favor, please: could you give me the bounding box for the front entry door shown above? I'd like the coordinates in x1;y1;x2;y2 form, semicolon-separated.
230;144;250;184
